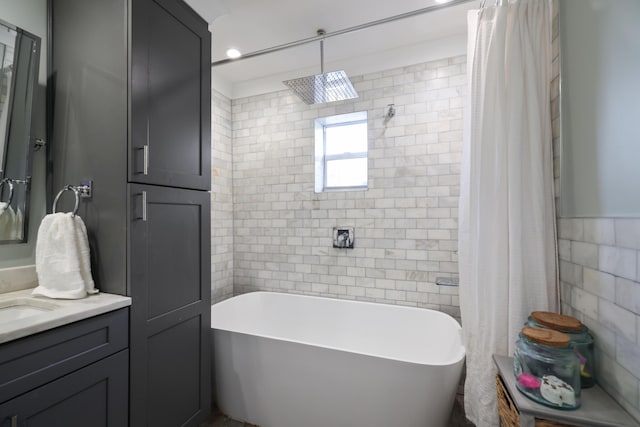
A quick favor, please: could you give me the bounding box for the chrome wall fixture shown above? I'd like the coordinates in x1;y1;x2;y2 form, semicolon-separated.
386;104;396;119
52;181;93;216
0;178;29;206
0;178;14;205
33;138;46;151
211;0;475;67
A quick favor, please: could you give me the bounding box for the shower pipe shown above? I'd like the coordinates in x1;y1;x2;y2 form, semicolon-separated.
211;0;476;67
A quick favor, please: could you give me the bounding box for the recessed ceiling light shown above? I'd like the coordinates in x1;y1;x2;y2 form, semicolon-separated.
226;48;242;59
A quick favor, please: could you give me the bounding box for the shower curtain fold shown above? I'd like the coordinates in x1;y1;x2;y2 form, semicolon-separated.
458;1;558;425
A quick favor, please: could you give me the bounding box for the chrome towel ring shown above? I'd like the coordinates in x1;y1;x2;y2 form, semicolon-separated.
52;182;92;216
0;178;14;206
53;186;81;216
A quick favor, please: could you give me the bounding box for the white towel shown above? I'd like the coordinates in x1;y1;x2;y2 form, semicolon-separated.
0;202;16;240
12;207;23;240
32;212;98;299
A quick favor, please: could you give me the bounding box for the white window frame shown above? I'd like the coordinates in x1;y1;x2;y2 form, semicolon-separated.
314;111;368;192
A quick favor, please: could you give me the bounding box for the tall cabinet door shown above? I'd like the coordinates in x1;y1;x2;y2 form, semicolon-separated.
130;0;211;190
128;184;211;427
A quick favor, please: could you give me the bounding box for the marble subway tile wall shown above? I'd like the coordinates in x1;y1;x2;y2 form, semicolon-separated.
211;89;234;303
551;2;640;420
231;56;465;317
557;220;640;421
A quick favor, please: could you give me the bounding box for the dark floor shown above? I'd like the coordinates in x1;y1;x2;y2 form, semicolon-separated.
200;412;246;427
200;388;475;427
451;384;475;427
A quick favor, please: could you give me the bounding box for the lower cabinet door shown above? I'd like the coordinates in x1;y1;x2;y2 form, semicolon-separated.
0;350;128;427
128;184;211;427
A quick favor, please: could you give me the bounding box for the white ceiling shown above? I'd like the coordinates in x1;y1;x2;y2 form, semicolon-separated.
185;0;477;99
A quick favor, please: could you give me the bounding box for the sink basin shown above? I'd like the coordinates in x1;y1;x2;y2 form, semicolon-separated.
0;288;131;345
0;298;61;323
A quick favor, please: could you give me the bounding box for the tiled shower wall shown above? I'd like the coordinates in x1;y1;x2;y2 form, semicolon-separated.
552;1;640;420
557;219;640;420
231;56;465;317
211;89;234;303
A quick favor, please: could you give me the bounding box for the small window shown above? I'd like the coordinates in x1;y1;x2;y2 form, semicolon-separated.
314;111;368;192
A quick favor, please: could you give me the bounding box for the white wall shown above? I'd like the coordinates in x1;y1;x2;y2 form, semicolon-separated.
231;55;465;317
225;34;467;100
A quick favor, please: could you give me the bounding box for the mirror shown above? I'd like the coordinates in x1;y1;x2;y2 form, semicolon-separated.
559;0;640;217
0;19;40;243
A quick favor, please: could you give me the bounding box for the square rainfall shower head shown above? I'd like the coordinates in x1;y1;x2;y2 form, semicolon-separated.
283;70;358;105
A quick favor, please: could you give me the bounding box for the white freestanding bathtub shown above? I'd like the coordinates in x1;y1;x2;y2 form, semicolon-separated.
211;292;465;427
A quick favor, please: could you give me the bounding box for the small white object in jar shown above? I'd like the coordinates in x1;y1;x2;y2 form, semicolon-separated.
540;375;576;406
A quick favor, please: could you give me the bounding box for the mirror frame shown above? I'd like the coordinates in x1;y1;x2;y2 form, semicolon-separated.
0;17;41;244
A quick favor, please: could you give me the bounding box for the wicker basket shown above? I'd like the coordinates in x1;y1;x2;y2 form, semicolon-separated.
496;374;575;427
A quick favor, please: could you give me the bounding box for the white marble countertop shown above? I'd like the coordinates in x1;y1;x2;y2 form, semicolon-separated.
0;288;131;345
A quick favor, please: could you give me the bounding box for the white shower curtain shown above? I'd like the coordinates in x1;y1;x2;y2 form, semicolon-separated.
458;0;558;425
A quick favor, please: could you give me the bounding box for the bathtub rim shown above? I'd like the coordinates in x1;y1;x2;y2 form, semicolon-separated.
211;291;466;367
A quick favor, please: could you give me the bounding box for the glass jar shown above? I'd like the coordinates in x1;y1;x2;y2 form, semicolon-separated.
514;327;581;409
527;311;595;388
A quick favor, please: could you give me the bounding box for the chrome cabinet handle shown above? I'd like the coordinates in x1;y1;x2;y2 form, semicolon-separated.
142;144;149;176
141;191;147;222
135;145;149;175
10;415;17;427
143;119;150;175
135;191;148;221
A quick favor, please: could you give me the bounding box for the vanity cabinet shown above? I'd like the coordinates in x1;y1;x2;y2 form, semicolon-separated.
0;352;128;427
0;309;129;426
49;0;212;425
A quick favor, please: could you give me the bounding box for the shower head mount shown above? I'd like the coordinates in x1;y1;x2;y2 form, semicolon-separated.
317;29;326;74
386;104;396;119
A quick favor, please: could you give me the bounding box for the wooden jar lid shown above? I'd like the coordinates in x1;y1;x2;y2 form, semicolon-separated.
531;311;584;332
522;327;570;348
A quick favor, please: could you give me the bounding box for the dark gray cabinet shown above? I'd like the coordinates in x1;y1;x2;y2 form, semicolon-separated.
0;351;128;427
49;0;212;426
130;0;211;190
0;309;129;426
49;0;211;295
129;184;211;426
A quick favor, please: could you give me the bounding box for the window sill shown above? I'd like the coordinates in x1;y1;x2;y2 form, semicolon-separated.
319;186;368;193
